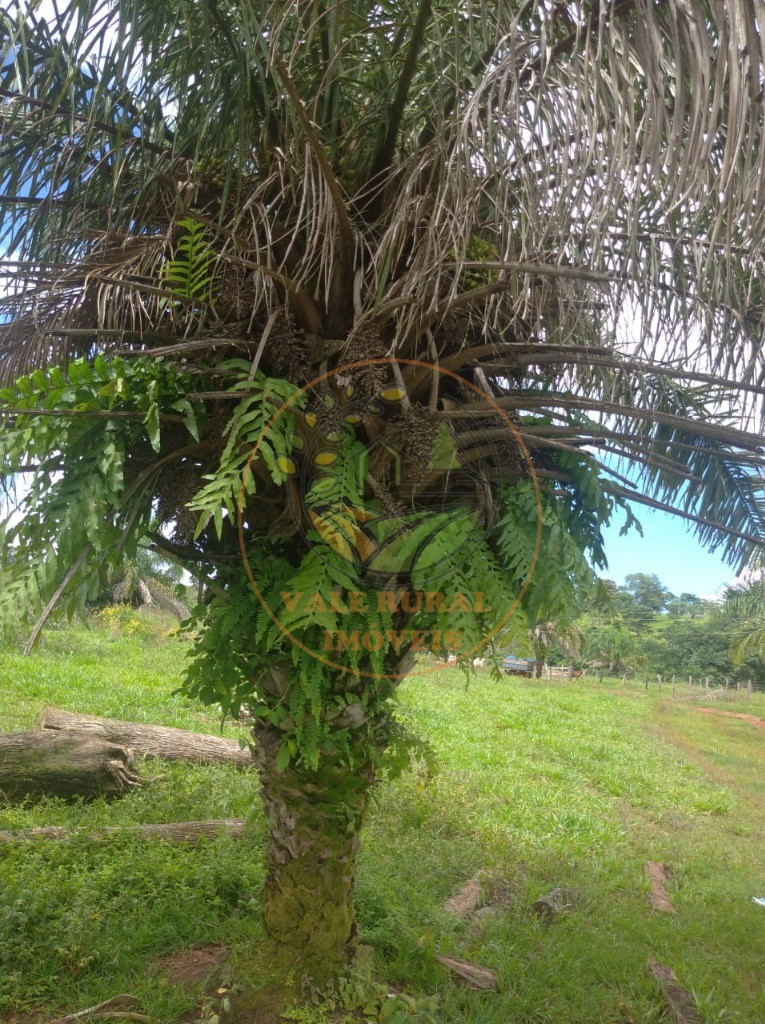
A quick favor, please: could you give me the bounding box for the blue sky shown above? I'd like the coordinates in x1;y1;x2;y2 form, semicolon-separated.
599;506;738;599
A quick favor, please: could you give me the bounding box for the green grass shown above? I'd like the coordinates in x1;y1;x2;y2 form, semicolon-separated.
2;622;765;1023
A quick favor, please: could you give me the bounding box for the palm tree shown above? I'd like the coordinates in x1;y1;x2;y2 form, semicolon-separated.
529;619;582;679
104;548;190;621
2;0;765;973
721;562;765;665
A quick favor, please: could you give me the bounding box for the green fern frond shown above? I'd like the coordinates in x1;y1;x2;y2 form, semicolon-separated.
189;369;303;538
159;216;219;306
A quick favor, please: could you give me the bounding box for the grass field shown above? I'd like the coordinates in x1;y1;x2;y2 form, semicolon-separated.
1;619;764;1023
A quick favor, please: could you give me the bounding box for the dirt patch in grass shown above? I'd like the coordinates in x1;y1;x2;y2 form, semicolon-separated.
655;721;740;788
697;707;765;728
443;870;485;917
156;944;229;986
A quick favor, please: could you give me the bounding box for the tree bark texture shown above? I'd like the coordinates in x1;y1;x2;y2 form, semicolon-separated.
0;729;141;800
250;717;375;967
37;707;254;768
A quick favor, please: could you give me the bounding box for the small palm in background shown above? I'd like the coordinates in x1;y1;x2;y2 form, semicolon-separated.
103;549;191;621
721;560;765;665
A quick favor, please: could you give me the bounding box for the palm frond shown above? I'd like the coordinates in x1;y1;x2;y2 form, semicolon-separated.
720;577;765;662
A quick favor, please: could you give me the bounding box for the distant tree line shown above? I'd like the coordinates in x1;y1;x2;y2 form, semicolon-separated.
543;572;765;688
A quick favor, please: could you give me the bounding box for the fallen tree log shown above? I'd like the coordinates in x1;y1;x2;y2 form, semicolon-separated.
532;887;571;920
0;818;248;844
37;707;254;769
0;730;142;801
434;954;498;991
645;861;676;914
648;959;705;1023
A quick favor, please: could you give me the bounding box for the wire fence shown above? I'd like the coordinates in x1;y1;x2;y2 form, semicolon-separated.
576;671;763;698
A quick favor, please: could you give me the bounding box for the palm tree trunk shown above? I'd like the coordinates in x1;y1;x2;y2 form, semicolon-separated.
533;639;548;679
250;716;375;969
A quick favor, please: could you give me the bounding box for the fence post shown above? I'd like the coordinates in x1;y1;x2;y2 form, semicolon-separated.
672;674;676;695
705;676;709;689
657;674;662;689
748;679;753;696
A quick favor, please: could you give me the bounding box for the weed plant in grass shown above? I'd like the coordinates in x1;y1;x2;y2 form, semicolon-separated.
1;623;764;1022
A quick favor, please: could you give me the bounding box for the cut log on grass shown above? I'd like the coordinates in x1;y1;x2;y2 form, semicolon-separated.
0;818;248;844
0;730;142;801
38;707;254;768
531;887;571;919
434;954;497;991
648;959;706;1023
645;861;676;914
